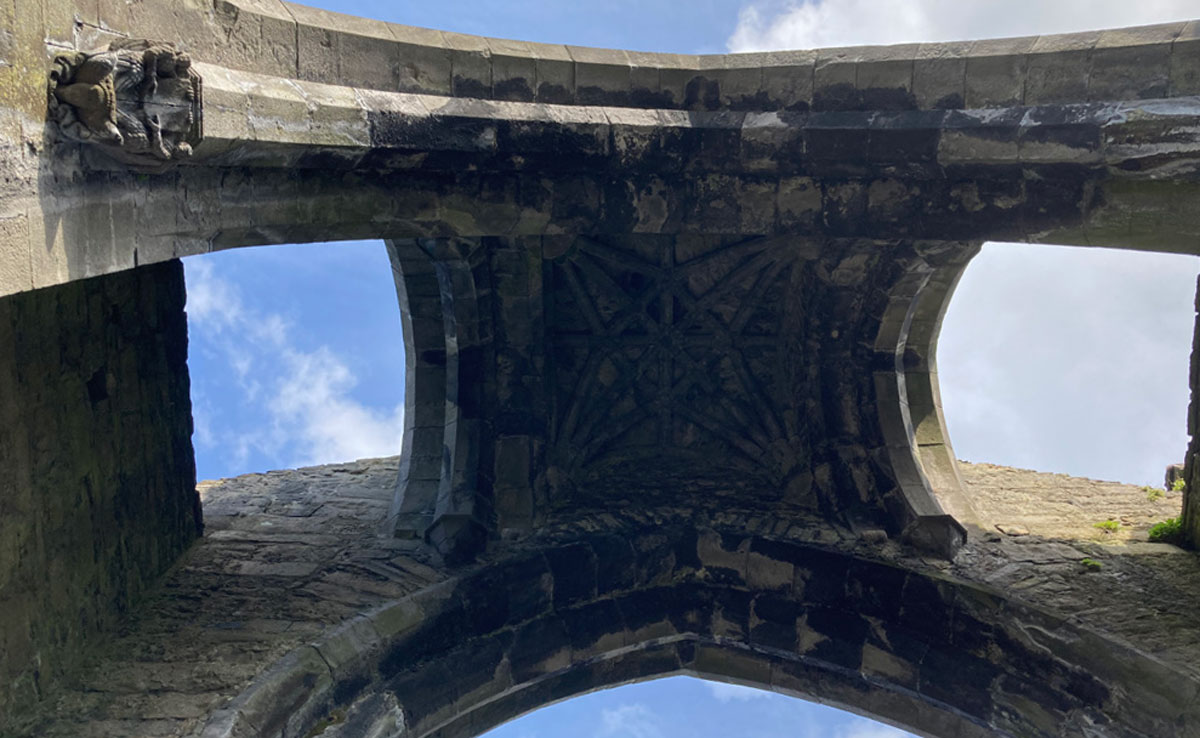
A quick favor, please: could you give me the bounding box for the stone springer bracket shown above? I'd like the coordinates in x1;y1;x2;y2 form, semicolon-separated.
48;40;203;171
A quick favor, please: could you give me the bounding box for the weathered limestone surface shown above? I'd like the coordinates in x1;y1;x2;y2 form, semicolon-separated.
384;234;979;562
16;458;441;738
4;3;1200;301
0;260;199;731
18;457;1200;738
4;3;1200;736
965;461;1185;542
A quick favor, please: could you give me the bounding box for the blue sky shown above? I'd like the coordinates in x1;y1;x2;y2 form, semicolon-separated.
182;1;1200;735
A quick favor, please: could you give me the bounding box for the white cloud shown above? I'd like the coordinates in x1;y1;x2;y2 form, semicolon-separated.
272;344;406;467
184;257;404;477
706;681;776;703
938;243;1198;485
728;0;1197;52
183;258;244;327
596;704;664;738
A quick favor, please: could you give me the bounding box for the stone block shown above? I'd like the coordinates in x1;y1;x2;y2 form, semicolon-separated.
545;542;596;608
749;593;801;651
452;635;511;707
1089;25;1179;101
486;557;547;628
570;46;632;106
370;599;424;642
964;36;1036;108
613;588;678;642
918;645;1001;717
304;81;371;151
531;42;574;104
295;15;339;84
746;542;793;591
41;0;76;47
856;44;920;111
777;177;820;230
697;529;747;580
459;570;512;635
757;50;815;112
690;643;771;685
289;4;399;89
937;108;1021;166
813;46;860;111
493;434;530;493
391;25;453;96
868;110;944;165
337;25;402;91
845;560;906;619
627;52;664;107
389;659;460;730
1024;32;1098;105
1171;21;1200;96
314;618;382;683
444;31;492;100
802;607;867;669
913;41;971;109
862;642;918;687
488;38;536;102
895;574;955;644
562;599;626;657
655;55;700;110
714;54;767;110
216;0;298;79
738;179;777;233
509;616;571;682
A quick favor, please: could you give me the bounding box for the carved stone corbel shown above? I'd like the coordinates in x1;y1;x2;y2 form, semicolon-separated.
48;39;202;171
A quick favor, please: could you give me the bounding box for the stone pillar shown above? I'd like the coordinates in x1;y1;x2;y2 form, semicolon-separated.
0;260;200;730
1183;275;1200;546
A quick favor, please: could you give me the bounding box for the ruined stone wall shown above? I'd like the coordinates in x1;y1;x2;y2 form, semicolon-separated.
1185;274;1200;546
0;259;200;730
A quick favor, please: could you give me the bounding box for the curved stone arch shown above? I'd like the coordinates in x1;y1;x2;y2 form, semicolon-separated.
385;239;450;541
385;238;496;561
199;525;1198;738
899;245;984;530
871;242;982;554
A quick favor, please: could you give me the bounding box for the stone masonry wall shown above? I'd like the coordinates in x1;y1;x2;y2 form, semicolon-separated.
1185;274;1200;546
0;259;200;731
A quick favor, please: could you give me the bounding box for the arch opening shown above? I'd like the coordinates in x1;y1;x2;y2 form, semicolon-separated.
183;240;406;481
202;525;1195;738
479;675;915;738
937;241;1199;541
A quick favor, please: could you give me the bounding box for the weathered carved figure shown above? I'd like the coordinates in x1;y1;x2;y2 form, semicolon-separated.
48;40;202;170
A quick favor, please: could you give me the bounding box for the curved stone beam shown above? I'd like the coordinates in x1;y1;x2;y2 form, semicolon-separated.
10;5;1200;300
385;238;499;562
99;2;1200;113
901;249;985;530
874;242;984;551
197;525;1200;738
385;240;450;541
193;60;1200;182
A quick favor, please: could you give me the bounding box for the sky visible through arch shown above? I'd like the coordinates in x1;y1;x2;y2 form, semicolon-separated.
183;1;1200;735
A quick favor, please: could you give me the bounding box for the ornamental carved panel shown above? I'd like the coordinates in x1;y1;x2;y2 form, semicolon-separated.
48;40;202;171
545;235;813;507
